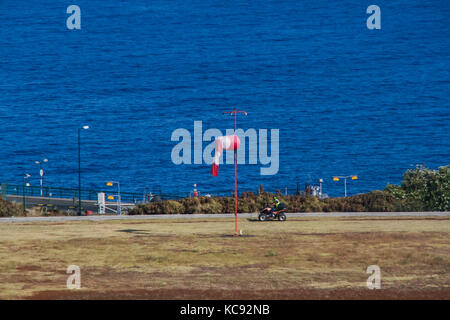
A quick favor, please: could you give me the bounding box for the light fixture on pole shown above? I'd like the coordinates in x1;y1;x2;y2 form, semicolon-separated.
78;125;89;216
332;175;358;197
106;181;121;215
319;178;323;198
22;173;31;213
35;158;48;197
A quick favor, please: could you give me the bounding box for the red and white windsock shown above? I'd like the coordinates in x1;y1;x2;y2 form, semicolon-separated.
211;135;241;176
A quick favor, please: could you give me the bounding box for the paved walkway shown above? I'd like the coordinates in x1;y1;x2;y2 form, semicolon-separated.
0;211;448;223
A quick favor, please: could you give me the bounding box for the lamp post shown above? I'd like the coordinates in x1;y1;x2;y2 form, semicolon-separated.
106;181;121;215
78;126;89;216
22;173;31;213
332;175;358;197
319;178;323;198
35;158;48;197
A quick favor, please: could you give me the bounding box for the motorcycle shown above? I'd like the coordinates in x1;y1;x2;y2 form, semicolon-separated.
258;204;287;222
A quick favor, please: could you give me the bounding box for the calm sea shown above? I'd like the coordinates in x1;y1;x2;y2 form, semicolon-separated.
0;0;449;197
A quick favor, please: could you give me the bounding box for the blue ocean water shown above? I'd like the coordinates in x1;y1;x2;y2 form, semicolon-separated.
0;0;449;197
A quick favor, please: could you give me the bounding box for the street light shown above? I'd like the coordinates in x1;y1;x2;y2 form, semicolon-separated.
106;181;121;215
22;174;31;213
319;178;323;198
35;158;48;197
332;175;358;197
78;125;89;216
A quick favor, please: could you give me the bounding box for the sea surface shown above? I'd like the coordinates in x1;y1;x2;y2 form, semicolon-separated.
0;0;449;197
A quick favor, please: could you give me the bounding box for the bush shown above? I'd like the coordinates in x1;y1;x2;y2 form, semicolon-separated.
162;200;184;214
0;196;24;217
127;165;449;215
385;165;450;211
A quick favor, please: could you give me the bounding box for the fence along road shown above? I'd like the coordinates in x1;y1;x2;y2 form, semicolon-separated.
5;194;136;214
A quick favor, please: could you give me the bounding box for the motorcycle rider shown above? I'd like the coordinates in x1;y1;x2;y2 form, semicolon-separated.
271;196;281;217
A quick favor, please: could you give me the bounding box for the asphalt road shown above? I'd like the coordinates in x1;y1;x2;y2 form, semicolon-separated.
0;211;448;223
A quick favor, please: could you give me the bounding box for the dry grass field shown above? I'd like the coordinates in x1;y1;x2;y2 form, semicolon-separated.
0;216;449;299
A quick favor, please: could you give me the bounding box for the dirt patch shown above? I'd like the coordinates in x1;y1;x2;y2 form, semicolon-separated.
28;287;450;300
16;265;42;272
2;216;448;300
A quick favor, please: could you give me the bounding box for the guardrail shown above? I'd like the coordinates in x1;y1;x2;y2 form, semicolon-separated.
0;183;240;203
1;183;147;203
1;182;309;204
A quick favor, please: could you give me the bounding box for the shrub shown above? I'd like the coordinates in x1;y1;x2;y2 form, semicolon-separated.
127;165;449;215
0;196;24;217
385;165;449;211
162;200;184;214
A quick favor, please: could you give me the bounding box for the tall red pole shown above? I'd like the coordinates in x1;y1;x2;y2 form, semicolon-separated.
222;107;247;237
234;109;238;236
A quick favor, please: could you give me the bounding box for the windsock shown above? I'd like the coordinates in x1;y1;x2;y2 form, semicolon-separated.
211;135;240;176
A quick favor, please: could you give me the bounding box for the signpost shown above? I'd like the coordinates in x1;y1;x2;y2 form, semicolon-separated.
98;192;105;214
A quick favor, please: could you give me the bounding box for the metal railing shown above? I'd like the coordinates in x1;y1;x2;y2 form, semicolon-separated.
1;182;313;204
1;183;147;203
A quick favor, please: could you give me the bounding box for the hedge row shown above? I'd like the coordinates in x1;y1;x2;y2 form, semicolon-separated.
128;190;402;215
129;165;449;215
1;165;447;216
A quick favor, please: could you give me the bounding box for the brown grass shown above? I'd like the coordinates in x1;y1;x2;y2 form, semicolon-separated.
0;216;449;299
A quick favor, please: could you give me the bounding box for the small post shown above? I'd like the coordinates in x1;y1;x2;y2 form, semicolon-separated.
118;182;121;215
344;178;347;197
